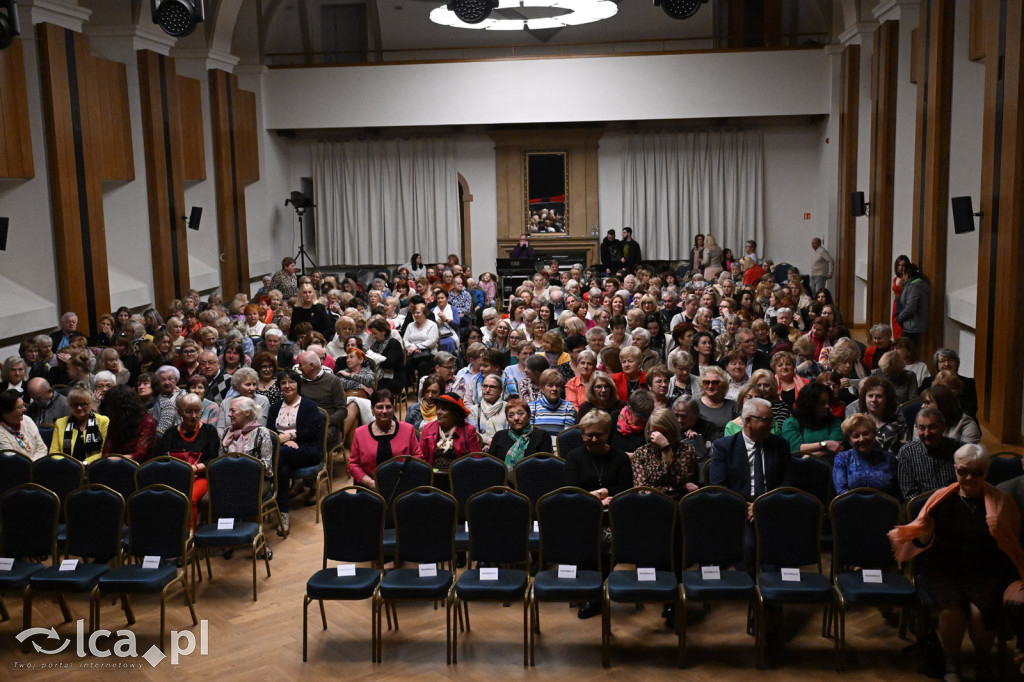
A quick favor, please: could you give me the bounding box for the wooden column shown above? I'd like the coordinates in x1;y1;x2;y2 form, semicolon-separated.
138;50;190;312
0;38;34;179
835;44;860;321
909;0;955;360
975;0;1024;445
37;24;111;335
209;69;256;296
866;21;899;330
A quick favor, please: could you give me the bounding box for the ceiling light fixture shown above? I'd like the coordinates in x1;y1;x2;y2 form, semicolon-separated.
446;0;499;24
654;0;708;21
151;0;205;37
430;0;617;30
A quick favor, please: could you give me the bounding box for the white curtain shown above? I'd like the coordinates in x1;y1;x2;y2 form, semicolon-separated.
312;138;461;266
621;129;765;261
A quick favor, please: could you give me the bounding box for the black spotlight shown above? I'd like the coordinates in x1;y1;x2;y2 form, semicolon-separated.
447;0;499;24
0;0;21;51
654;0;708;20
151;0;205;37
285;191;315;213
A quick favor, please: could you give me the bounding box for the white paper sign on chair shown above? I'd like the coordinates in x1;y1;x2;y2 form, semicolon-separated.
637;567;657;582
142;556;161;569
862;569;883;584
479;567;499;581
780;568;801;582
337;564;356;577
557;564;577;579
701;565;721;580
217;518;235;530
418;563;438;578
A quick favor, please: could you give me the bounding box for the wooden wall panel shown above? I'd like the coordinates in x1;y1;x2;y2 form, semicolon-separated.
969;0;986;62
177;75;206;181
37;23;111;335
138;50;191;312
210;69;251;296
910;0;954;361
0;38;34;179
867;21;899;330
93;57;134;181
975;0;1024;444
835;44;860;322
235;89;259;184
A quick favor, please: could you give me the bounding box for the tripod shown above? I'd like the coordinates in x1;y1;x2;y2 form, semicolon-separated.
293;208;318;275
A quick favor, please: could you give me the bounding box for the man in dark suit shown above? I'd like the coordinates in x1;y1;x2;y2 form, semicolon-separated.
709;397;791;515
709;397;791;570
730;329;771;375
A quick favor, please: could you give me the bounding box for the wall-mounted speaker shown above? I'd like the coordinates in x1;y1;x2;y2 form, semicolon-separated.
850;191;867;217
951;196;976;234
0;217;8;250
188;206;202;231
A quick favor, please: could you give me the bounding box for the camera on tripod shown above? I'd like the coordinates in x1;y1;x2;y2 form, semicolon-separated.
285;191;314;214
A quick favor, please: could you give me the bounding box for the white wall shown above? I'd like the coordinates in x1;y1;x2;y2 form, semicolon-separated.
454;135;497;273
263;50;831;130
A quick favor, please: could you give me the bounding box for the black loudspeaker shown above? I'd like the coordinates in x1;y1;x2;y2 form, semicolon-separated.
951;196;976;234
188;206;202;231
850;191;867;217
0;217;8;250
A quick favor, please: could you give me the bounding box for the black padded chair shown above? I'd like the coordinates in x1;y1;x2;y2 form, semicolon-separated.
136;456;194;500
87;457;139;501
449;453;507;552
92;484;197;650
830;488;917;670
512;453;566;550
603;487;681;668
555;426;583;459
0;450;32;497
0;484;60;624
32;454;85;545
529;487;604;666
452;486;532;666
375;455;434;555
375;486;457;663
303;487;386;662
905;489;937;523
290;407;330;524
679;485;756;665
752;487;838;669
260;431;286;537
37;423;56;446
987;452;1023;486
192;454;271;602
25;484;124;647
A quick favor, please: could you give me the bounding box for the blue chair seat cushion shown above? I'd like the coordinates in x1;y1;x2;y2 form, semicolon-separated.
528;529;539;551
31;563;110;592
97;564;179;593
836;571;915;606
193;521;261;547
532;569;604;601
607;570;679;603
682;569;756;601
379;568;453;600
455;526;469;551
456;569;528;601
306;568;381;600
292;464;323;480
382;528;396;555
757;571;834;603
0;561;46;589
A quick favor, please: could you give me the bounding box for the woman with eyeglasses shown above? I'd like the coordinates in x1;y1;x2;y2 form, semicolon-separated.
697;366;735;440
174;340;203;386
50;386;109;463
890;444;1024;682
579;371;625;424
0;389;47;459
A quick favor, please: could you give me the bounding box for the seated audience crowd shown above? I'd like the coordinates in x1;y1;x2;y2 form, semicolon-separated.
4;243;1018;673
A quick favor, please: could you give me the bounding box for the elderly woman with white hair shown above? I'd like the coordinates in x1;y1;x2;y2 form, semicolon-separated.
891;444;1024;682
219;396;274;477
91;371;117;406
151;365;184;436
0;357;27;395
217;367;270;436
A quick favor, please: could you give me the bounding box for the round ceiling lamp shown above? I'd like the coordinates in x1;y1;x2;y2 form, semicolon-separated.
430;0;617;30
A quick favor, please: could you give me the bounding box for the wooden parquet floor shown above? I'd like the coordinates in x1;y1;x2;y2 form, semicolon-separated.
0;468;956;680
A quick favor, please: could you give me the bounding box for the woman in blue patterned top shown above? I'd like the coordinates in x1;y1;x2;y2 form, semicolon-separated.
832;413;899;498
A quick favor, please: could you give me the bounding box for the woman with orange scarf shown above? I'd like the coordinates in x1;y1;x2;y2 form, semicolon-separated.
890;444;1024;682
